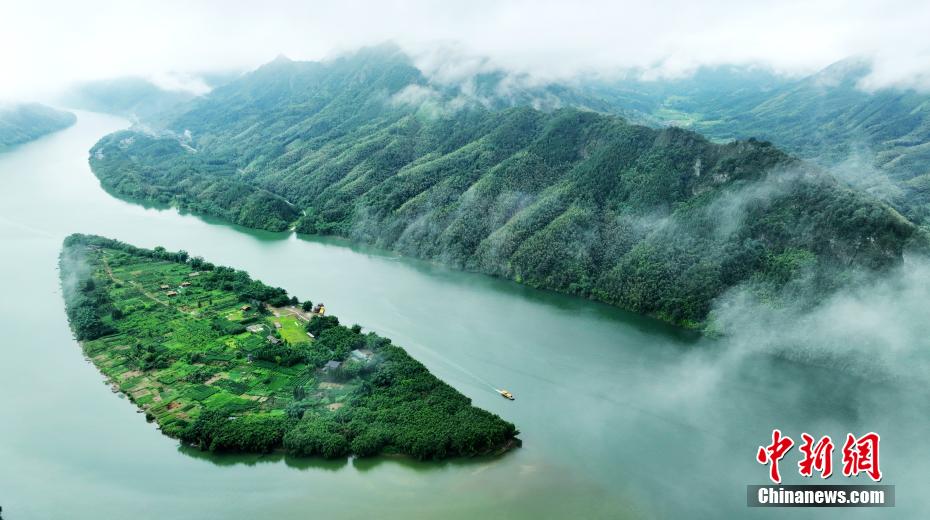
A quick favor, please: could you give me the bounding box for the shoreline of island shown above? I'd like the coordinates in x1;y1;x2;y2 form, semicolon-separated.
61;233;519;461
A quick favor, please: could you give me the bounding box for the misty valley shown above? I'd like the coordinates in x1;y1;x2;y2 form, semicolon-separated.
85;47;927;332
2;7;930;519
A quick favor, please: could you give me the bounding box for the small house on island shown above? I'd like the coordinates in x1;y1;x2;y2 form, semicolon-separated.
246;324;264;333
323;360;341;372
266;335;281;345
240;304;251;311
180;281;192;287
159;284;170;290
166;290;178;297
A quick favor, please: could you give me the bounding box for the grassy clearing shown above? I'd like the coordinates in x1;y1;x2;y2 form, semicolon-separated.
272;315;310;345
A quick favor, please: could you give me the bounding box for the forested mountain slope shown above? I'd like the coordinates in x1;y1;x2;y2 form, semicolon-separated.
594;60;930;224
89;47;925;327
0;103;75;150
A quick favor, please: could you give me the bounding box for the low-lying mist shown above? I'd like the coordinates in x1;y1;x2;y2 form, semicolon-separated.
719;256;930;376
610;250;930;516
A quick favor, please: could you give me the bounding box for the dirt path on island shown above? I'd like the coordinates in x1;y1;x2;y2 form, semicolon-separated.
269;305;316;322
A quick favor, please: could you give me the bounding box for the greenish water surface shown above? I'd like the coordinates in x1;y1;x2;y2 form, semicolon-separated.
0;112;922;519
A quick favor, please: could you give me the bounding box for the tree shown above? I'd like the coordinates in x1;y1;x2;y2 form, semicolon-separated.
60;235;519;460
307;315;339;337
282;416;349;458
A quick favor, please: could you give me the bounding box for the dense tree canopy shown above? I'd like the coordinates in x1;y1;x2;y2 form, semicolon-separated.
60;234;518;459
586;60;930;226
88;47;927;327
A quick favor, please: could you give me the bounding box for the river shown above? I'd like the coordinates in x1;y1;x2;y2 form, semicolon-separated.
0;111;924;519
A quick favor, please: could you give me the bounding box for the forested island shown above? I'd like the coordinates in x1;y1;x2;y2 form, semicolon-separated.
0;103;75;150
60;234;517;458
88;46;927;328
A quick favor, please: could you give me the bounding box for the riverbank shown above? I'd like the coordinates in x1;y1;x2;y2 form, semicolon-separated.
4;111;924;519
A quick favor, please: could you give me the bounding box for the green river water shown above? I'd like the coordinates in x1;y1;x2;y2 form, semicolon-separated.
0;112;924;519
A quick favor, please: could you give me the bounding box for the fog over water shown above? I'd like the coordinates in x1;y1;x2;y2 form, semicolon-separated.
0;110;927;518
1;5;929;518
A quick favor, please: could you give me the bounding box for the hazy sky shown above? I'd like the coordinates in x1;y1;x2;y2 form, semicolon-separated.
3;0;929;100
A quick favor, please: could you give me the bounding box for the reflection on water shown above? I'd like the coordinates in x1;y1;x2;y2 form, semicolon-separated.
296;232;703;343
176;434;519;473
176;445;350;472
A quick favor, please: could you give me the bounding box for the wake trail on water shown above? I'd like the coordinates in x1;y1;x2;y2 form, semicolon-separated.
410;342;502;393
0;216;55;239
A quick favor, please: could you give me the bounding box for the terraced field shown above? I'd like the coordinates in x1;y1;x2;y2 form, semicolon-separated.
60;234;518;459
84;249;355;431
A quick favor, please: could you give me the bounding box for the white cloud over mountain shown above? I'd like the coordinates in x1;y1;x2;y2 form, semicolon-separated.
2;0;929;100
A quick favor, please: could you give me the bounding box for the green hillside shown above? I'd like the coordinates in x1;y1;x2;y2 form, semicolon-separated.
0;103;75;150
88;47;924;327
594;60;930;224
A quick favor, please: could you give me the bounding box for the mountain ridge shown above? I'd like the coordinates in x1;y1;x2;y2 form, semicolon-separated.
0;103;76;150
88;47;925;328
591;57;930;225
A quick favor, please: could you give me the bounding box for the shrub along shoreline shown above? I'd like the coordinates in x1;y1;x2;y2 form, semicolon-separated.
60;233;518;459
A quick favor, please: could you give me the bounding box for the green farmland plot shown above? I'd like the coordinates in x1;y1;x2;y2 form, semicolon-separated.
60;234;518;459
270;315;311;345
